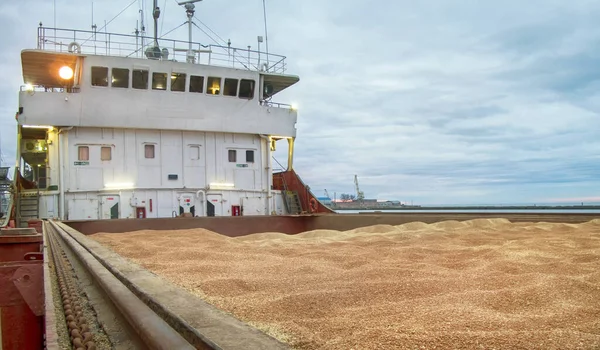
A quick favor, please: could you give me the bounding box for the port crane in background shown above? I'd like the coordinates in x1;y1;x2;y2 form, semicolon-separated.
354;175;365;202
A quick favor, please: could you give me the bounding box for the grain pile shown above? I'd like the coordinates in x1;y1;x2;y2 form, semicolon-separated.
91;219;600;349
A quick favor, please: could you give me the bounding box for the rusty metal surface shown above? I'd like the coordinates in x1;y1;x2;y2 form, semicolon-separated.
66;215;309;236
12;264;44;316
47;220;195;350
0;263;44;350
66;212;599;239
56;221;291;350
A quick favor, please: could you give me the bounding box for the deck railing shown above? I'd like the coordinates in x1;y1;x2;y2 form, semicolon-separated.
37;27;288;74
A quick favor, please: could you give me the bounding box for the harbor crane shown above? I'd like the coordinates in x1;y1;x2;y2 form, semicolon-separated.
324;189;331;199
354;175;365;201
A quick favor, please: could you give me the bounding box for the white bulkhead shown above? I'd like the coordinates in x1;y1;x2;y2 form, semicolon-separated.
17;42;298;220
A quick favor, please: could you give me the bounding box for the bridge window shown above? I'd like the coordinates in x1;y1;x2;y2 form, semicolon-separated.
133;69;149;89
91;66;108;87
101;146;112;161
152;72;167;90
78;146;89;161
228;149;236;162
171;73;186;92
144;144;155;159
111;68;129;88
239;79;255;99
189;75;204;93
246;150;254;163
207;77;221;95
223;78;238;96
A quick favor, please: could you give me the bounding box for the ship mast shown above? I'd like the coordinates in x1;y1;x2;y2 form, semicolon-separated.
177;0;203;63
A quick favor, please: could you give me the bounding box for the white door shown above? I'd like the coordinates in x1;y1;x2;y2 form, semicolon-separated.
100;195;120;219
206;194;223;217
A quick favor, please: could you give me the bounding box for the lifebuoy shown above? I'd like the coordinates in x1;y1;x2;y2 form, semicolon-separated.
309;198;319;213
68;41;81;53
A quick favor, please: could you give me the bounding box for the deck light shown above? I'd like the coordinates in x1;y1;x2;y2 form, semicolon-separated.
291;103;298;110
23;125;54;130
104;182;135;189
208;183;234;190
25;84;34;91
59;66;74;80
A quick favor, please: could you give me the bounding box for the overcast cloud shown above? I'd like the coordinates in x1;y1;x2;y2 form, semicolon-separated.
1;0;599;205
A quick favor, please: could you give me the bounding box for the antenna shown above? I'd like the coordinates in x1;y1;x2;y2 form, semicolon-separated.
177;0;202;63
262;0;269;71
145;0;162;59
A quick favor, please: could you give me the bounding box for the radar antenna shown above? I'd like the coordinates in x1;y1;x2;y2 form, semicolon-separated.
177;0;203;63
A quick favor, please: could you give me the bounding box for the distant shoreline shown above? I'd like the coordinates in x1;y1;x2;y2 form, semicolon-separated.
333;205;600;211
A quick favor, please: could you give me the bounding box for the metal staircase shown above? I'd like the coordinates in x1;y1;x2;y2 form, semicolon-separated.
17;191;40;228
284;190;302;215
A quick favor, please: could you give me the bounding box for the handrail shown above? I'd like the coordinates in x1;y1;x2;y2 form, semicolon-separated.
0;167;17;228
37;26;288;74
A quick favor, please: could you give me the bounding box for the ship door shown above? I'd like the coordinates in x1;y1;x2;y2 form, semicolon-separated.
206;194;222;217
100;196;120;219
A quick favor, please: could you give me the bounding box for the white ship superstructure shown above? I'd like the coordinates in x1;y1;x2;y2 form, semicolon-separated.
13;13;303;223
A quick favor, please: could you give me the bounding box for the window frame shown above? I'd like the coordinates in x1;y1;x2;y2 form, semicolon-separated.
189;75;204;93
144;144;156;159
111;68;130;88
207;76;222;95
223;78;238;97
101;146;112;161
170;72;187;92
152;72;168;91
91;66;109;87
245;150;255;163
238;79;255;99
228;149;236;163
78;146;89;161
132;69;149;90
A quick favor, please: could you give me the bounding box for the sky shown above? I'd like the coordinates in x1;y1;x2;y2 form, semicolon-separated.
0;0;599;205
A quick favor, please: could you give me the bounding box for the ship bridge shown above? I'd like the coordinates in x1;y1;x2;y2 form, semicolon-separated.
19;26;299;137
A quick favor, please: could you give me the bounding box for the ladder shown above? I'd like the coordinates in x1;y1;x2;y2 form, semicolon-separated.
284;190;302;215
17;191;39;228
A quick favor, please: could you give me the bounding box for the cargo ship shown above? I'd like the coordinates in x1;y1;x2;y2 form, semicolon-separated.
1;3;597;350
1;2;333;230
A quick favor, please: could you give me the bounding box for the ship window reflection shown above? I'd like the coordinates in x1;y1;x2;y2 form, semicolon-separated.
207;77;221;95
246;150;254;163
133;69;149;89
101;147;112;161
171;73;186;92
78;146;89;161
239;79;255;99
111;68;129;88
145;144;155;159
189;75;204;93
91;66;108;87
223;78;238;96
152;73;168;90
228;149;236;162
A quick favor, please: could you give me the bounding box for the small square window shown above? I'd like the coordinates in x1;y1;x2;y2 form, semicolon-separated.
101;147;112;161
228;149;236;162
145;144;155;159
223;78;238;96
207;77;221;95
152;72;167;90
239;79;255;99
189;75;204;93
190;145;200;160
91;67;108;87
78;146;89;161
171;73;186;92
246;150;254;163
133;69;149;89
111;68;129;88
